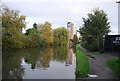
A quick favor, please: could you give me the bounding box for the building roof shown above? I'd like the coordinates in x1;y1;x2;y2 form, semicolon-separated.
116;1;120;3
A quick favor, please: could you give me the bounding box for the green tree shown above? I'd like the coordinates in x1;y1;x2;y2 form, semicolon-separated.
33;23;37;30
25;28;44;47
73;34;79;46
39;22;53;45
78;8;110;51
2;8;26;49
53;27;69;45
25;28;38;35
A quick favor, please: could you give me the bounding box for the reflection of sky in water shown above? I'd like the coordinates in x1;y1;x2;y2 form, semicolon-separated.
22;61;76;79
20;48;76;79
2;47;76;79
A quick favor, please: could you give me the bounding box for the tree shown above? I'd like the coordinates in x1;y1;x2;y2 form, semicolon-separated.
39;22;54;45
2;7;26;49
53;27;69;45
25;28;38;35
25;28;44;47
78;8;111;51
73;34;79;46
33;23;37;30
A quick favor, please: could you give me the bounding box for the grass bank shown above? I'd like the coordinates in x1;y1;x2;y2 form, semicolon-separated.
107;57;120;78
76;44;90;78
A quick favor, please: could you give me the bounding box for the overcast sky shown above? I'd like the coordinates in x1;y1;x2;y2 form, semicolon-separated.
2;0;119;34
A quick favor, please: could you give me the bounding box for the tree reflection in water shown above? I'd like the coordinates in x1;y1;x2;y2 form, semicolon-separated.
18;47;53;70
52;45;68;63
2;50;24;80
2;46;75;79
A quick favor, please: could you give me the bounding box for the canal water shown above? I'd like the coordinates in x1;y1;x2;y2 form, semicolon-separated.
2;46;76;79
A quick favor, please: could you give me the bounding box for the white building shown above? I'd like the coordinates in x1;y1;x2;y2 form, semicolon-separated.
118;2;120;35
117;1;120;35
67;22;75;39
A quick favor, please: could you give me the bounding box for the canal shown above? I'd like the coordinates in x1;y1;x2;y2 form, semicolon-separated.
2;46;76;79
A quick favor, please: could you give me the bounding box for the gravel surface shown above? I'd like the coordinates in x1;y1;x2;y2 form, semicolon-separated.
79;45;119;79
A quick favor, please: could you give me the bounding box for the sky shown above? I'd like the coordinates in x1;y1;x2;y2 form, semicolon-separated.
2;0;119;35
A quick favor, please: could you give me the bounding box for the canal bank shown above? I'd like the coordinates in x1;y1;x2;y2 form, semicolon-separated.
77;45;118;79
75;45;90;78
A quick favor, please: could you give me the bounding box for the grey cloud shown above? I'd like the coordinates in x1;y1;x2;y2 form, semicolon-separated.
4;1;118;34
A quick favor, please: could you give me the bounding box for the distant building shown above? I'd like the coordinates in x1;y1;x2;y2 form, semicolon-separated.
37;24;43;31
116;1;120;34
67;22;75;39
103;1;120;52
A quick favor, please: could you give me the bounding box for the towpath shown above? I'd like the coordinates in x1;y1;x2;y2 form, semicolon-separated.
78;45;118;79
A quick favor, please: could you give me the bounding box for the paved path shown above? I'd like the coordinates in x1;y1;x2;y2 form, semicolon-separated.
78;45;118;79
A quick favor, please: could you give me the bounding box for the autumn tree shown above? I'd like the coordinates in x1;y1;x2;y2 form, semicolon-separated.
53;27;69;45
2;8;26;49
78;8;111;51
39;22;54;45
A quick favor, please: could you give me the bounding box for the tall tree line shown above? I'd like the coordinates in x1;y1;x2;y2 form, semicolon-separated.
2;8;69;50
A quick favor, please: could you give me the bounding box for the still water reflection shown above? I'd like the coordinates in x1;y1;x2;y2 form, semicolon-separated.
2;46;76;79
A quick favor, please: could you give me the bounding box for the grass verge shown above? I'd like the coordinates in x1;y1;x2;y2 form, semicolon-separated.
76;44;90;78
107;57;120;78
